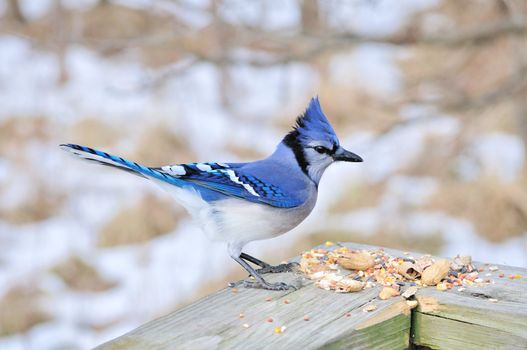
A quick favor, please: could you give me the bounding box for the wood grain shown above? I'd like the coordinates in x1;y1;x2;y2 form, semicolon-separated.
413;263;527;349
97;243;527;350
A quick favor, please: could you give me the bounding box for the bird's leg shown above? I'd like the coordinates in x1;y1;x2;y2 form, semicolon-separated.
239;252;271;268
229;254;296;291
257;262;299;274
240;252;299;274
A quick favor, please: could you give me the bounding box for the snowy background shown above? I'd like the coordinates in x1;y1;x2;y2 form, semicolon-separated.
1;0;526;348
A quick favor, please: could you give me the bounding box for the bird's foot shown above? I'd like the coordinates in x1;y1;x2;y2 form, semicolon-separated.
257;262;299;274
228;280;296;291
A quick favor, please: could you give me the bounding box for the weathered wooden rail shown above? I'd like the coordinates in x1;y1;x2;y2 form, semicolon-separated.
97;243;527;350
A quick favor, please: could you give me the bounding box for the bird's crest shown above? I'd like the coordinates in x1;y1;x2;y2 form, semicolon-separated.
284;97;338;146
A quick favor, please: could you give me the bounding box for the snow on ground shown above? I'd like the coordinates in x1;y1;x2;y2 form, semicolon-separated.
0;1;526;349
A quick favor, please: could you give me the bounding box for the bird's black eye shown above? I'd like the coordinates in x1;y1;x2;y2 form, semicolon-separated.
314;146;328;154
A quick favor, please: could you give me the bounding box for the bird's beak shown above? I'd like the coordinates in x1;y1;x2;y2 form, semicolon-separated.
333;147;363;162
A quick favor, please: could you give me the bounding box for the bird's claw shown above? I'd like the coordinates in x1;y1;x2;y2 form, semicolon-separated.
229;280;296;291
257;262;299;274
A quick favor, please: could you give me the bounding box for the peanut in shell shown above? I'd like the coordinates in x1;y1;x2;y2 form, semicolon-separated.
337;251;375;271
421;259;451;286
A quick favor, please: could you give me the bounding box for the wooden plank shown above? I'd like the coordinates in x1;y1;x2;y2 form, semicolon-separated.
96;243;527;350
97;243;412;350
97;277;411;349
412;263;527;349
334;244;527;349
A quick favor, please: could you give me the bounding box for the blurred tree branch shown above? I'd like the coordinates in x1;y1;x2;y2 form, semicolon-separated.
410;64;527;112
333;16;527;47
5;3;526;69
5;0;25;23
3;0;526;123
502;0;527;145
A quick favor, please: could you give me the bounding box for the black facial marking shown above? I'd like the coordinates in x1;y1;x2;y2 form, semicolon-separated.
331;142;338;155
283;130;309;175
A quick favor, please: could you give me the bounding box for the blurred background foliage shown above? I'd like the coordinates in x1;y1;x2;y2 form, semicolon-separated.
0;0;526;348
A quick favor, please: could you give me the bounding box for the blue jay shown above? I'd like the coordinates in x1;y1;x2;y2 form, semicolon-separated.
61;97;363;290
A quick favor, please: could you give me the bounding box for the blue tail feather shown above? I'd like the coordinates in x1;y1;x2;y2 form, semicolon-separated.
60;143;184;186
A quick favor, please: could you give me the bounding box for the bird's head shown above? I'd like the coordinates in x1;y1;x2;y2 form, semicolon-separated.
282;97;363;184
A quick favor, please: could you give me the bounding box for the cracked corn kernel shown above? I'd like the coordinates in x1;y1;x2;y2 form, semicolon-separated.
325;241;334;247
406;300;418;309
363;304;377;312
379;287;399;299
274;326;286;333
436;283;448;291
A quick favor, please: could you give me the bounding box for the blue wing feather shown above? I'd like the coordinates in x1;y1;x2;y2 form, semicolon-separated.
158;166;303;208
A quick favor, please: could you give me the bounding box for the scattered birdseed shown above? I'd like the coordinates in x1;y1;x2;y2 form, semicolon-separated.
436;283;448;291
239;313;245;319
284;299;291;304
303;315;310;321
231;288;238;294
299;248;488;296
489;266;499;272
363;304;377;312
457;287;466;292
488;298;498;303
266;317;273;323
274;326;287;334
265;297;273;302
379;286;399;299
402;286;418;299
243;323;249;328
325;241;334;247
406;300;418;309
345;312;351;317
499;273;505;278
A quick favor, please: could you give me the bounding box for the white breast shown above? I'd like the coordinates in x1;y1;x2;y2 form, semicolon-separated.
205;197;316;244
154;179;317;245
